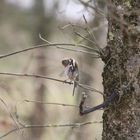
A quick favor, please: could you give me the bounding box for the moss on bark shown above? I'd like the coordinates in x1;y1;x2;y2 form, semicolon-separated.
102;0;140;139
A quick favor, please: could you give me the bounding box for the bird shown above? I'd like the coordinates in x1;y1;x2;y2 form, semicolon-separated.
61;58;79;96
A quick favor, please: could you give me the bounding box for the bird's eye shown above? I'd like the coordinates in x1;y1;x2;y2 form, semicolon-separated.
62;60;69;66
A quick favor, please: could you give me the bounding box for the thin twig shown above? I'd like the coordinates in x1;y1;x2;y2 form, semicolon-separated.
59;23;84;30
0;98;23;137
80;91;118;115
0;121;102;139
24;100;78;107
0;72;72;84
79;0;105;17
82;15;104;55
57;47;100;58
74;31;100;48
0;72;103;95
78;83;104;95
39;34;100;57
60;22;107;36
62;21;107;55
0;43;99;60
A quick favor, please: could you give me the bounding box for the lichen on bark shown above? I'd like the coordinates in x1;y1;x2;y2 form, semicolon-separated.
102;0;140;139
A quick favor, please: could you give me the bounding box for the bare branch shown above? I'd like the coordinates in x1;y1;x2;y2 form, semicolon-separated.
24;100;78;107
0;98;23;137
78;82;104;95
0;72;103;95
59;21;107;55
0;43;99;60
0;121;102;139
56;47;100;58
74;31;99;47
39;33;51;44
79;0;105;17
81;15;104;55
79;91;118;115
0;72;72;84
82;14;88;24
58;22;87;31
39;34;100;57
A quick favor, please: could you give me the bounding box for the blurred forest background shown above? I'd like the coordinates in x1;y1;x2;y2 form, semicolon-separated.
0;0;107;140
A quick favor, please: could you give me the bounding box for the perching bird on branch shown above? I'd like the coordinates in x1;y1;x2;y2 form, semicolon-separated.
62;58;79;96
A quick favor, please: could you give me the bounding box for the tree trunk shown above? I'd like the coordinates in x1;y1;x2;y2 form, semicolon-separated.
102;0;140;139
29;0;51;139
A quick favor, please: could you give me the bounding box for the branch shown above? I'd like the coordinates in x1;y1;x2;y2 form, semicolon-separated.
39;34;100;57
0;121;102;139
0;72;72;84
0;72;103;96
56;47;100;58
24;100;78;107
81;15;104;56
0;43;99;60
79;0;105;17
78;82;104;95
0;98;22;136
79;91;118;115
59;23;84;30
74;31;99;47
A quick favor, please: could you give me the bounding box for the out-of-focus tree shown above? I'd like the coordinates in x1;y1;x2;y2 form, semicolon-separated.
0;0;5;18
28;0;53;140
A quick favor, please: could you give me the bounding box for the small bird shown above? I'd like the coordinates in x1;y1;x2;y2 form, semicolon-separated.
62;58;79;96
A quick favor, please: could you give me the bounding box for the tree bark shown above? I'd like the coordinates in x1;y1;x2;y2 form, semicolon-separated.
102;0;140;139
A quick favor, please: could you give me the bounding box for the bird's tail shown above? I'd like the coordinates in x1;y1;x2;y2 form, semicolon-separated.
72;81;77;96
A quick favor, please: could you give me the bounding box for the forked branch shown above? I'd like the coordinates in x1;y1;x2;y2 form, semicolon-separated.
79;91;118;115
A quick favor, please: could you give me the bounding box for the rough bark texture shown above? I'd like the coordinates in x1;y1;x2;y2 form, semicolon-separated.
102;0;140;140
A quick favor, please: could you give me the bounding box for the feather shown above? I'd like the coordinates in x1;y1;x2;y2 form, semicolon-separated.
61;58;79;96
